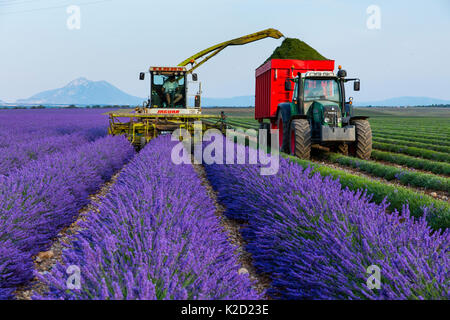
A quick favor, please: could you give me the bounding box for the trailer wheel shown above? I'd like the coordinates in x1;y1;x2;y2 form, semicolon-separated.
349;120;372;160
277;113;289;152
289;119;311;159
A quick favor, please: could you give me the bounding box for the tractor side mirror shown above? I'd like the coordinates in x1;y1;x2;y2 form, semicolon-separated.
192;73;198;81
139;72;145;80
285;79;292;91
354;81;360;91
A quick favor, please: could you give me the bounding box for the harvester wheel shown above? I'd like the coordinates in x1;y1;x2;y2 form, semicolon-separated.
277;113;289;153
349;119;372;160
289;119;311;159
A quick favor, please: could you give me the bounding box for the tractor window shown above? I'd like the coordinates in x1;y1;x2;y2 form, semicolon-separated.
293;81;298;101
303;79;340;103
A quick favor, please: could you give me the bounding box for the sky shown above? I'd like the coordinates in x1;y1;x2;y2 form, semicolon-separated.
1;0;449;103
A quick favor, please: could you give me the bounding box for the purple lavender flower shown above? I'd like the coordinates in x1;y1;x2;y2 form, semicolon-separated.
203;141;449;300
35;135;261;300
0;124;134;299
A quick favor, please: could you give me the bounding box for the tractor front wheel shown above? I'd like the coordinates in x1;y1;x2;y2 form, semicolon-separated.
289;119;311;159
349;119;372;159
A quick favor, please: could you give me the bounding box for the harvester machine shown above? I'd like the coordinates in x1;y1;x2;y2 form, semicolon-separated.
108;28;284;149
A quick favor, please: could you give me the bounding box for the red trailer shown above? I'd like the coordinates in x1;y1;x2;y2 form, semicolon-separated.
255;59;335;124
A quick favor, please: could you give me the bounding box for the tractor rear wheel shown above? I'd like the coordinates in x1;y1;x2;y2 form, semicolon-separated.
277;113;290;153
349;119;372;159
289;119;311;159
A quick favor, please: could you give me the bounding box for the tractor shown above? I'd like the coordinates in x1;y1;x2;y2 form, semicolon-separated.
255;59;372;159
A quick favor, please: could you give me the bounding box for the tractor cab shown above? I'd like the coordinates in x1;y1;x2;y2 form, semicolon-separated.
139;66;202;115
287;68;361;142
294;73;344;121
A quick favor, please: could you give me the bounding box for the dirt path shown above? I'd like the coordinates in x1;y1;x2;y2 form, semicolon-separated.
192;163;272;297
14;171;122;300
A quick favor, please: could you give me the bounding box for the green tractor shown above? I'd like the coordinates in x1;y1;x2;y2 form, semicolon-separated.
274;67;372;159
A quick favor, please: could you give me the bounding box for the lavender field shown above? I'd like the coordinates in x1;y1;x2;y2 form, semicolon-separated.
0;109;448;300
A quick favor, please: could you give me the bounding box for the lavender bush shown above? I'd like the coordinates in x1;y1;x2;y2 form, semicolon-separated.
0;109;110;175
204;141;449;299
0;133;90;175
0;135;135;299
35;135;260;300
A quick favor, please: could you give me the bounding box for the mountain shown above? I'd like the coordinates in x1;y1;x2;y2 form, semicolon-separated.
16;78;144;105
356;96;450;107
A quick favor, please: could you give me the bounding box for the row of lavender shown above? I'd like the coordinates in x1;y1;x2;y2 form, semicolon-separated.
0;135;135;299
204;141;449;299
35;135;260;299
0;109;134;299
0;109;111;175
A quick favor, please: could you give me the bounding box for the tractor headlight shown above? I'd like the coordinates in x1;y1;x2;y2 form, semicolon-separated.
324;117;330;123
